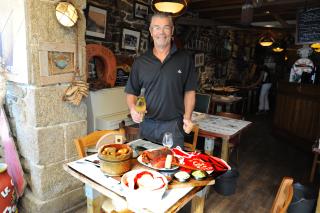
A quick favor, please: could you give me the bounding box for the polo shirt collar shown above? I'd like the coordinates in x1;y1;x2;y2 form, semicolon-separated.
147;42;178;61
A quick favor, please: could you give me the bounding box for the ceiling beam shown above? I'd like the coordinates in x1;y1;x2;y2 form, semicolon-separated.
190;0;312;12
175;17;219;27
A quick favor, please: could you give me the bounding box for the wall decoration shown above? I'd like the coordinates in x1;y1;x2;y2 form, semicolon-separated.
39;42;77;86
85;5;107;39
121;28;141;51
134;1;149;20
48;51;74;75
195;53;205;67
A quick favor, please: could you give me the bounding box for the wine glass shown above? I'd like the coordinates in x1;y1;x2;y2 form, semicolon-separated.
162;132;173;149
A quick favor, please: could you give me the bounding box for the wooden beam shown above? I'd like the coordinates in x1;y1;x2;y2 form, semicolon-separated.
175;17;219;27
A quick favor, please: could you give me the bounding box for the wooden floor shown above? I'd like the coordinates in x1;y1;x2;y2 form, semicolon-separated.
74;113;318;213
202;113;317;213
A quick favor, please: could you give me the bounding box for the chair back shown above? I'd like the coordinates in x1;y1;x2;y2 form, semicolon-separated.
270;177;294;213
124;125;140;142
184;125;200;152
74;128;125;158
216;111;242;120
195;93;212;113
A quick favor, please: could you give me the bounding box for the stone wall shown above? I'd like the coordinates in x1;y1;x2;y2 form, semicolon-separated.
5;0;88;212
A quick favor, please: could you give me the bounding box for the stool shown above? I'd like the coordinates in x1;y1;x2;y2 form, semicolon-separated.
310;147;320;182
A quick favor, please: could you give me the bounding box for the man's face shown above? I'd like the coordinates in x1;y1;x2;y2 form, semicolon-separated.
149;17;174;49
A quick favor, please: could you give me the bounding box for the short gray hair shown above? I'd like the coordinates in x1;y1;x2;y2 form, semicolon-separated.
150;13;174;27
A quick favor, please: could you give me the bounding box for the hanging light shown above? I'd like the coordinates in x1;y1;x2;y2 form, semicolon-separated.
310;43;320;49
259;34;274;47
151;0;189;16
272;41;284;52
55;2;78;27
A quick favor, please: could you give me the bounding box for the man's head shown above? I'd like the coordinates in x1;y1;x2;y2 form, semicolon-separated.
149;13;174;49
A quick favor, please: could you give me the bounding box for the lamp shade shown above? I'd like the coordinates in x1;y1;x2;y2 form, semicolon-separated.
272;41;285;52
55;2;78;27
310;43;320;49
259;35;274;47
151;0;188;16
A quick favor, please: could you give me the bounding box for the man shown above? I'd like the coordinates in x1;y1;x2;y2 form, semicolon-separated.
125;13;197;148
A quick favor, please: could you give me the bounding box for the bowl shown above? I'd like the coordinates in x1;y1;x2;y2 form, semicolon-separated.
174;171;190;182
121;169;168;209
191;170;207;181
98;144;132;176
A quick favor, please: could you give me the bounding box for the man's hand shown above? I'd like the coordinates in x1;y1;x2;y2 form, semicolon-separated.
183;118;194;134
130;107;145;123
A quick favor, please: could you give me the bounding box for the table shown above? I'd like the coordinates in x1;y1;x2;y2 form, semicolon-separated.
211;94;244;114
192;112;251;162
64;140;214;213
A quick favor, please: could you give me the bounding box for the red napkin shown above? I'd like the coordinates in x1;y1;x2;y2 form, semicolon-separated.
171;147;231;172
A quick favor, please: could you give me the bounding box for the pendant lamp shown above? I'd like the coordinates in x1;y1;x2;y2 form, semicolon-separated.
272;42;284;52
310;43;320;49
259;34;274;47
151;0;189;16
55;2;78;27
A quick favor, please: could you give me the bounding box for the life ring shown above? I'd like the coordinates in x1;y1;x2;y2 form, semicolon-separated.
86;44;116;87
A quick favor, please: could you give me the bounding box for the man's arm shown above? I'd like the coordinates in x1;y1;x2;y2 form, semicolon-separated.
183;90;195;133
126;94;143;123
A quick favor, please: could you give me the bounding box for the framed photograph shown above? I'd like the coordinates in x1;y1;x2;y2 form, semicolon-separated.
85;5;107;39
121;28;141;51
195;53;205;67
134;1;149;20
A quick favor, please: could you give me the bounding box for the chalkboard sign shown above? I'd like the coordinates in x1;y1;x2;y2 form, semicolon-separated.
296;8;320;44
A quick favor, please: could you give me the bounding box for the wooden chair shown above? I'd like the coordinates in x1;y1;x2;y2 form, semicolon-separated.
216;112;243;162
74;126;126;213
74;127;125;158
184;125;200;152
270;177;294;213
195;93;212;113
310;145;320;182
119;121;140;143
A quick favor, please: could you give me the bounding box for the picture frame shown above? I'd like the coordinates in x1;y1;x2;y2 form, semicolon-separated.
134;1;149;20
195;53;205;67
38;42;78;86
85;5;108;40
121;28;141;51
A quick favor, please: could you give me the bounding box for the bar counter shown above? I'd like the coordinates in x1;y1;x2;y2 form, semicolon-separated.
273;82;320;151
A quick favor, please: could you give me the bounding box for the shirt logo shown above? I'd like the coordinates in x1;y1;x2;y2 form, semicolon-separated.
177;69;182;74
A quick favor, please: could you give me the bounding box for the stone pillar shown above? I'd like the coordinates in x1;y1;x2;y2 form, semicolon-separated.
5;0;88;212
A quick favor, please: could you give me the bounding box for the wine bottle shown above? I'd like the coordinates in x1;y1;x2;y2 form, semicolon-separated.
135;88;146;116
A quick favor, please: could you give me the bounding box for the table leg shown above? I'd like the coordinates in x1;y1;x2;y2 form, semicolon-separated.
191;186;210;213
85;184;103;213
221;137;229;163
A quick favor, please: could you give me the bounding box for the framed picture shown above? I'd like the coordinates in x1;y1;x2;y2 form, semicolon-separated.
39;42;77;86
134;1;149;19
195;53;205;67
85;5;107;39
121;28;141;51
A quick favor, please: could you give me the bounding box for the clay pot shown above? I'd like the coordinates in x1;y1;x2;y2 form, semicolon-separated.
98;144;132;176
0;163;17;213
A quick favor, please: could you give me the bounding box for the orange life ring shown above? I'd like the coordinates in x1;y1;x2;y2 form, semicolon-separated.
86;44;117;87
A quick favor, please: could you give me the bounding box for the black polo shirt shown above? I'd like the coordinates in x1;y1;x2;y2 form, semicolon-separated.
125;45;197;121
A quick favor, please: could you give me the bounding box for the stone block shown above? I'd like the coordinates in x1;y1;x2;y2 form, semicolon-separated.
65;120;87;159
27;160;83;200
16;125;65;165
20;187;86;213
30;86;87;127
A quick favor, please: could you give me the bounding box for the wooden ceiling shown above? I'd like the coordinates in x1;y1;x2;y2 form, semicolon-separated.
188;0;320;28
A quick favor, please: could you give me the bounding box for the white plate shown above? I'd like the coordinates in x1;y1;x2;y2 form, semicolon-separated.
137;155;179;171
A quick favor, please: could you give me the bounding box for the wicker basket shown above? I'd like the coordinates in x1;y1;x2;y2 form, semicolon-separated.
98;144;132;176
